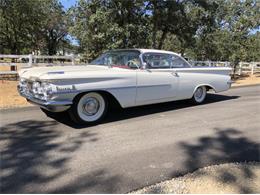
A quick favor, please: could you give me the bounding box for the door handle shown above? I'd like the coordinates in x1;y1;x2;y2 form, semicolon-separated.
171;71;179;77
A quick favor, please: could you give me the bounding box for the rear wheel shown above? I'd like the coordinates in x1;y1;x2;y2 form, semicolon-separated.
191;86;207;104
69;92;108;124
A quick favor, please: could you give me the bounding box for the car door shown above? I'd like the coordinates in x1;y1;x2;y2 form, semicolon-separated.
136;53;179;106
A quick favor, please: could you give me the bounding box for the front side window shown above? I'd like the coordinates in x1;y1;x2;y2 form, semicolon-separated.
142;53;190;69
90;50;141;69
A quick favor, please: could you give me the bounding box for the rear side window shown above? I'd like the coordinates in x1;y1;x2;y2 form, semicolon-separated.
142;53;190;69
142;53;172;69
171;56;190;68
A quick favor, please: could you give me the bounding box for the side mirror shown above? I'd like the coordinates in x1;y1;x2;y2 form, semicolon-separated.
143;62;148;69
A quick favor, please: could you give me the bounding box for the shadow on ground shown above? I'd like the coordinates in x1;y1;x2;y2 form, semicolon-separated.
0;120;122;193
169;128;260;193
49;93;239;129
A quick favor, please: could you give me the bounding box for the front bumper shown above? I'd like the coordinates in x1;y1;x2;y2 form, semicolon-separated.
18;86;72;112
227;80;234;88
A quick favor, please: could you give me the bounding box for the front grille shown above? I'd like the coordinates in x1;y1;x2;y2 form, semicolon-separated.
26;81;33;93
19;79;33;96
19;79;46;101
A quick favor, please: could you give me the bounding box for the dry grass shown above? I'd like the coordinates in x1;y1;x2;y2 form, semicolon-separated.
232;74;260;87
0;64;24;72
0;66;11;71
0;80;31;109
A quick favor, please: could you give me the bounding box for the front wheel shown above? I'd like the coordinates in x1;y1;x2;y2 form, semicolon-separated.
191;86;207;104
69;92;108;124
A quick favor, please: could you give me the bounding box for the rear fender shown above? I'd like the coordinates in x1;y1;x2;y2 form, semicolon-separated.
193;84;216;95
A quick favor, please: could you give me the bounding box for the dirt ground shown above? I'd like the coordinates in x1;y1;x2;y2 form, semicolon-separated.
232;74;260;87
0;80;31;109
0;64;24;72
131;162;260;194
0;74;260;109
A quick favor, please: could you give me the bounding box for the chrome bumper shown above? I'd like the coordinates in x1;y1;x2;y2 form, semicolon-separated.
227;80;234;88
18;86;72;112
227;80;234;84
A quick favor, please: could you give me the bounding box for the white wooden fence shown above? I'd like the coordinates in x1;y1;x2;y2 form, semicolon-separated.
0;54;85;75
236;62;260;75
189;61;230;67
0;54;259;76
190;60;260;75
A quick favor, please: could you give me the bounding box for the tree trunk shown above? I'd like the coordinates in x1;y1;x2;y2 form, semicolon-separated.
152;1;158;48
152;24;157;48
158;30;167;49
180;48;185;56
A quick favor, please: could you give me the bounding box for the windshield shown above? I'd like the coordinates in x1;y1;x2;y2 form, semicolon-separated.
90;50;141;69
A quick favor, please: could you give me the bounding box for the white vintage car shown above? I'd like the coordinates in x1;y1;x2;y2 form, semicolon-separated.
18;49;232;124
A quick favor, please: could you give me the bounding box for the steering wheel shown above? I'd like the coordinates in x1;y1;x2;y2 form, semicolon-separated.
127;60;139;69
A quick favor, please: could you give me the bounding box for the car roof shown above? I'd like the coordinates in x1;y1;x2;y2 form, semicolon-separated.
110;48;181;56
138;49;180;56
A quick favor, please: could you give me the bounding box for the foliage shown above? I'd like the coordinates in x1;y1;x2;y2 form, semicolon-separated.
189;0;260;62
69;0;259;62
0;0;45;54
41;0;69;55
0;0;259;61
0;0;68;55
69;0;150;60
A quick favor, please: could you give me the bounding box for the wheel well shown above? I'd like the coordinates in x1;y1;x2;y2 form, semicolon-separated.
205;85;216;92
193;85;216;95
73;90;122;109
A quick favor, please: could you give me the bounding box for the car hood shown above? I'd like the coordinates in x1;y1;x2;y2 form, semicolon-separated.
18;65;115;80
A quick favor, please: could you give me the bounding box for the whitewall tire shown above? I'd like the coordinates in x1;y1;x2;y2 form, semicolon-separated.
191;86;207;104
69;92;108;124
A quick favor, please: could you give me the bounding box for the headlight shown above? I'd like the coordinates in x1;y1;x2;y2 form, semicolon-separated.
41;82;53;97
31;81;53;100
18;78;27;92
32;81;41;94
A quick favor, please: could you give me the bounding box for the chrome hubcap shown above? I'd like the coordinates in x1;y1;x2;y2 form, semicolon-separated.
82;98;99;116
195;88;203;99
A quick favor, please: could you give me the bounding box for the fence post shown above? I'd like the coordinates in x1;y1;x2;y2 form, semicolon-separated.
71;55;75;65
238;62;242;76
251;63;254;75
10;63;17;71
28;54;33;67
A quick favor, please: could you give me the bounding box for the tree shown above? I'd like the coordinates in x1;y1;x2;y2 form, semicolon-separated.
145;0;221;56
41;0;69;55
190;0;260;63
0;0;46;54
69;0;149;60
1;0;259;62
0;0;69;55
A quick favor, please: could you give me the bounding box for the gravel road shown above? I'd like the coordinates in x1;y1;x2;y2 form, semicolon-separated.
0;85;260;193
131;162;260;193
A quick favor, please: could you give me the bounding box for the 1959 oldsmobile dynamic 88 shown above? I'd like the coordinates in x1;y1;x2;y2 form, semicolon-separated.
18;49;232;124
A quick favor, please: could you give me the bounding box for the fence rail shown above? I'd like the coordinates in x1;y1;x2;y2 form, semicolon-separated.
0;54;259;77
190;61;260;75
236;62;260;75
0;54;87;76
189;61;231;67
